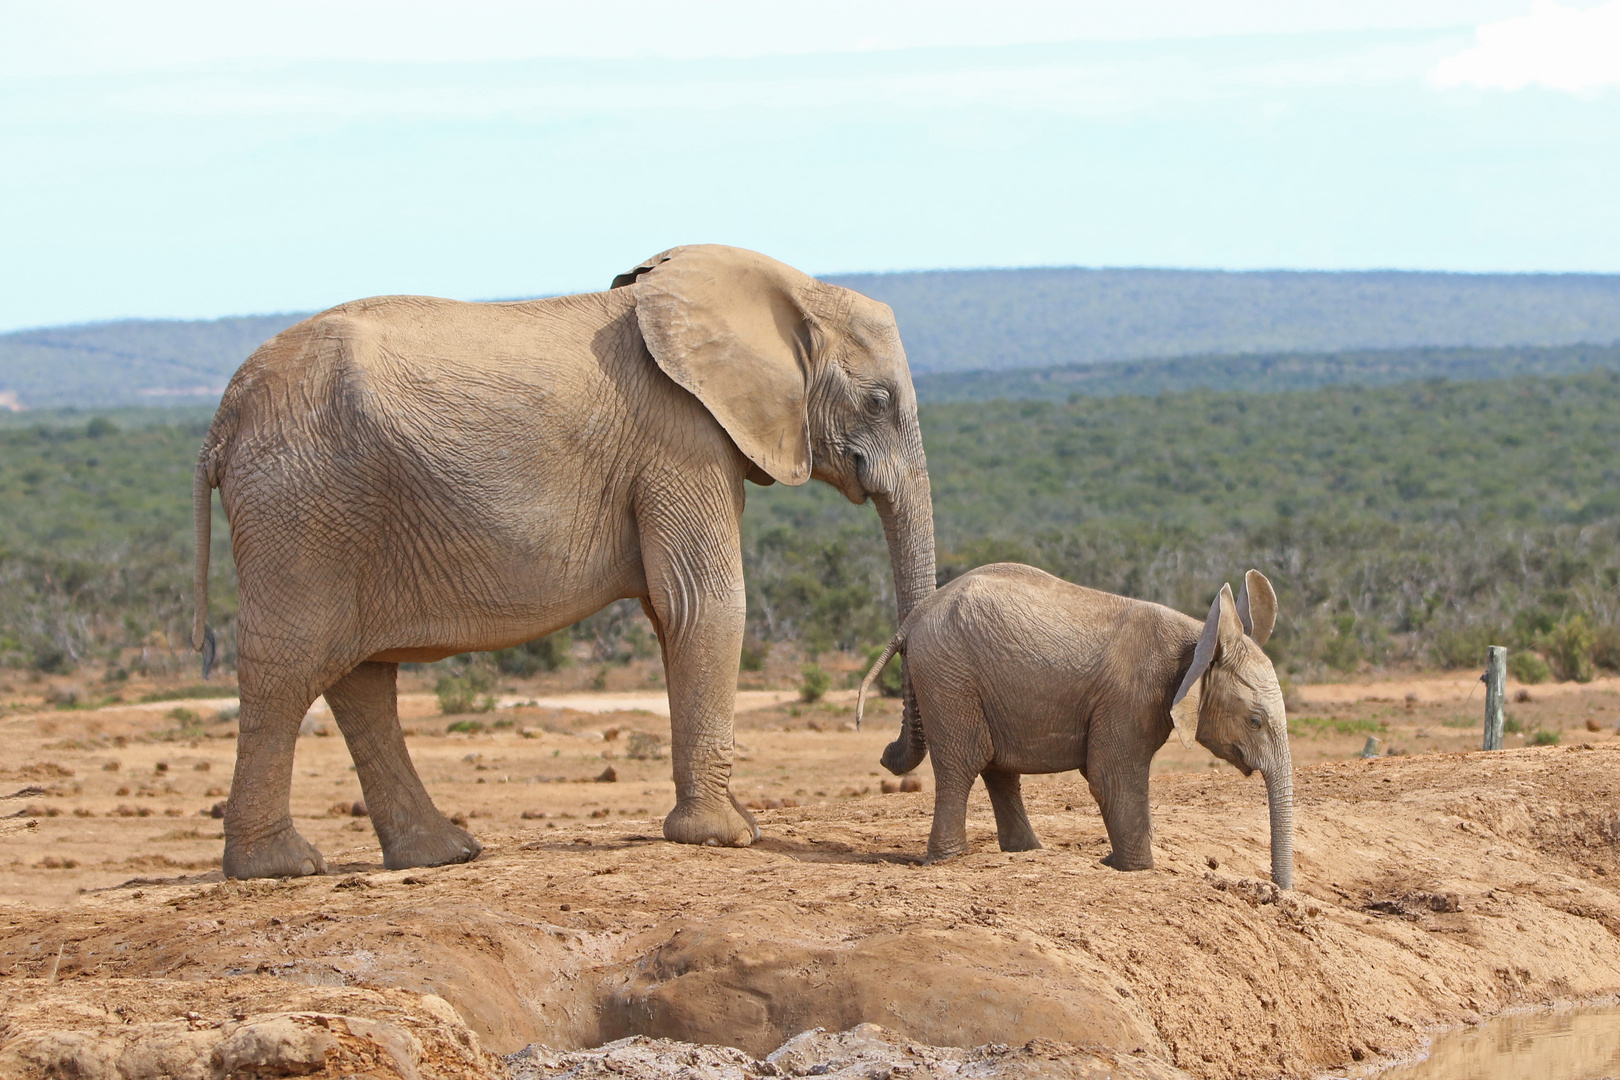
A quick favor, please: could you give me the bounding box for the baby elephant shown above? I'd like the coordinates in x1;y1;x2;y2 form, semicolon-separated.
857;563;1293;888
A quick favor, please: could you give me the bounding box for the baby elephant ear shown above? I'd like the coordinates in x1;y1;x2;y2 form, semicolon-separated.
1235;570;1278;647
615;245;814;486
1171;584;1233;747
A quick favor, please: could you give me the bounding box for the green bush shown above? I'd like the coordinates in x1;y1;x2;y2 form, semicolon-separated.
436;666;495;715
799;663;831;703
1591;622;1620;673
739;640;770;673
1507;651;1551;685
445;719;485;734
1531;727;1561;746
1430;626;1502;670
1543;615;1596;683
492;634;570;677
1503;713;1523;734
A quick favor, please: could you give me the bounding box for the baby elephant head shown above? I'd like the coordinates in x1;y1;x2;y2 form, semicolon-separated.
1169;571;1294;890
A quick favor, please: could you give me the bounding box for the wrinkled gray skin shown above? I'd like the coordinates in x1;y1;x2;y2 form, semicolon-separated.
859;564;1293;889
193;245;936;879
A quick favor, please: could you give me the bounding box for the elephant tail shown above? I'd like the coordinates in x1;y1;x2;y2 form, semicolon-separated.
191;451;218;679
856;630;905;732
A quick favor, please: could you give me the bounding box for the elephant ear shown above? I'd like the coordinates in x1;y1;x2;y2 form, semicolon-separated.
1235;569;1277;647
1170;583;1237;748
613;245;813;486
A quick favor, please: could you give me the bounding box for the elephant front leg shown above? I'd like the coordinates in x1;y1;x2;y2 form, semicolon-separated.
325;661;480;870
643;551;757;848
982;767;1041;852
1086;752;1154;871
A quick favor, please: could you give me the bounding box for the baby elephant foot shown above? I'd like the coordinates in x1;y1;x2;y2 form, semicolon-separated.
223;823;326;880
378;813;482;871
663;796;757;847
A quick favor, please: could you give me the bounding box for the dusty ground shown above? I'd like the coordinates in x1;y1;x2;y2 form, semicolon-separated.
2;664;1619;1079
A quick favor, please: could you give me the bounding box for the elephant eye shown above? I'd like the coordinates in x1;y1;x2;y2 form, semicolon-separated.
1248;715;1264;729
863;387;891;417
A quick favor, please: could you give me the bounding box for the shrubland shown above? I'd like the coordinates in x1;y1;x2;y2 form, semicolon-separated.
2;370;1618;686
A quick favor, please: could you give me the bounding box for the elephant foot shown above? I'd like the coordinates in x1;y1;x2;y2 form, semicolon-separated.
1101;850;1153;871
379;814;482;871
663;795;757;847
998;835;1043;853
224;824;326;880
925;841;970;864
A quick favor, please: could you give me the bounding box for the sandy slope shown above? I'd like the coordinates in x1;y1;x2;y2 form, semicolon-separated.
3;674;1620;1079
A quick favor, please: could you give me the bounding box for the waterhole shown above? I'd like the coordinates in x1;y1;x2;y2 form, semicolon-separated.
1369;1004;1620;1080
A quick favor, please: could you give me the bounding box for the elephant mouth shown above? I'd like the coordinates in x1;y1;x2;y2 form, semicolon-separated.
1199;738;1255;776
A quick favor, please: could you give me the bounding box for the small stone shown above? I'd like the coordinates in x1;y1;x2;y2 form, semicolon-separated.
349;800;368;817
209;801;227;819
595;766;618;783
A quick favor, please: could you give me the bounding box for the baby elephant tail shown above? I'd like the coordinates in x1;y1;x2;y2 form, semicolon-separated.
856;631;905;732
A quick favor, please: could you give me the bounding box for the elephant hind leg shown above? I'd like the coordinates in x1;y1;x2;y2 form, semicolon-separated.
325;661;480;871
921;692;994;863
225;661;327;880
982;768;1041;852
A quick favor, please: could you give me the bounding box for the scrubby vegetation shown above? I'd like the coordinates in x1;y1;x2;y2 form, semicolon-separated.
3;370;1619;684
914;343;1620;403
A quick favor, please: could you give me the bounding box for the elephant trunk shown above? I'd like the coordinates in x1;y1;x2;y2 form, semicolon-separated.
1263;747;1295;891
872;467;936;777
870;474;936;624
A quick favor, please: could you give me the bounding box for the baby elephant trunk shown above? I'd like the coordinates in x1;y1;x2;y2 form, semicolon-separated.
1263;749;1295;891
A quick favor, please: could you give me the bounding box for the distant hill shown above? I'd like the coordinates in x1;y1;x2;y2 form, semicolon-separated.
913;343;1620;403
0;314;310;411
828;267;1620;373
3;266;1619;409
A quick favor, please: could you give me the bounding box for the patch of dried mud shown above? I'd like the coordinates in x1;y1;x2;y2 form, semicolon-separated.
0;978;501;1079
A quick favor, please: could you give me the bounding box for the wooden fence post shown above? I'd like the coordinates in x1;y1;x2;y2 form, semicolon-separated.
1483;646;1506;750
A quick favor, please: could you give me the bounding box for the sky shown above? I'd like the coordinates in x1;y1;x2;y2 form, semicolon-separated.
2;1;1619;331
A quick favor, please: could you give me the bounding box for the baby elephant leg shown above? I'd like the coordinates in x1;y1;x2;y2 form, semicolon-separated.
923;700;994;863
981;767;1041;852
1086;750;1154;871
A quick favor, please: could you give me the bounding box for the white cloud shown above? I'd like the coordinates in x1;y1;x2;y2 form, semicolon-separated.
1;1;1522;77
1431;0;1620;93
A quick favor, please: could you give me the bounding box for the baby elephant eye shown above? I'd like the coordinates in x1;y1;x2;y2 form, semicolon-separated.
1248;715;1264;729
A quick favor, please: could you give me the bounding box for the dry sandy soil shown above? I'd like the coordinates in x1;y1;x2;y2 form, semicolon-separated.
2;663;1619;1079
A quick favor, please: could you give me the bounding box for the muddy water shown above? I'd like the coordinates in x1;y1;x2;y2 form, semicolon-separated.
1370;1005;1620;1080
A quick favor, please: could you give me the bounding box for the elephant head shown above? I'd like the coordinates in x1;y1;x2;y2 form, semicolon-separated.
1170;571;1294;890
612;244;937;638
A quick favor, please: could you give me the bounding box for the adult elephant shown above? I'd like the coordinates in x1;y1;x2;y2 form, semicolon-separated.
191;245;937;879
